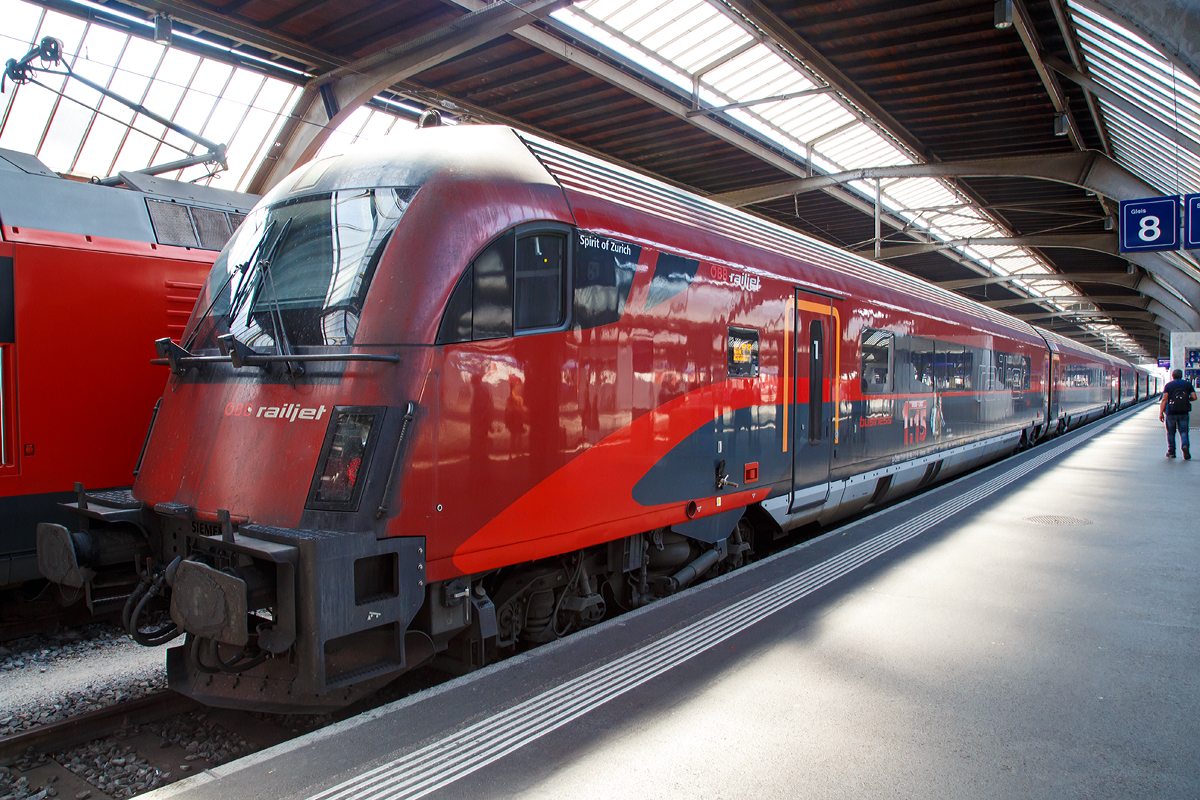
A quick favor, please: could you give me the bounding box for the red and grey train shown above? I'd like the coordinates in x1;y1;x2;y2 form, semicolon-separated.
35;126;1160;711
0;146;253;603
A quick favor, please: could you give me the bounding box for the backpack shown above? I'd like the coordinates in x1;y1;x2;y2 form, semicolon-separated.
1167;383;1192;415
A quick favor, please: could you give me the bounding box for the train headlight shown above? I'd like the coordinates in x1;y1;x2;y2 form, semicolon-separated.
306;407;384;511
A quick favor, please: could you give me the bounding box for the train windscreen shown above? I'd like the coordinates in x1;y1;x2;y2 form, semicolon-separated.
188;187;414;351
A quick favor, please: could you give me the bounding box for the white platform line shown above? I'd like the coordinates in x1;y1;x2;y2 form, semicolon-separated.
310;411;1125;800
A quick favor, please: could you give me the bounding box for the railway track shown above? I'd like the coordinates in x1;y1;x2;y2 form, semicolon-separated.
0;693;198;767
0;667;441;799
0;691;286;799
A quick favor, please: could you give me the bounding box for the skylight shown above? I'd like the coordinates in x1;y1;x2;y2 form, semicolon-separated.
0;0;415;192
1068;1;1200;197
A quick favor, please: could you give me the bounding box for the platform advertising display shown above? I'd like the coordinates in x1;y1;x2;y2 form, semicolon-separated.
1119;196;1180;253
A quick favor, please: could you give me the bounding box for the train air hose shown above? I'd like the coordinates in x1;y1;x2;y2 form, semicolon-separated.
188;635;269;675
124;557;183;647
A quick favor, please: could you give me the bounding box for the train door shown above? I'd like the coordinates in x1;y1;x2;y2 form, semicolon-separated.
1048;353;1061;426
0;250;12;471
789;289;834;512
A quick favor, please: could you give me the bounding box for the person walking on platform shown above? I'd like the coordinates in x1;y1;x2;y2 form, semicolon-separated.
1160;368;1197;459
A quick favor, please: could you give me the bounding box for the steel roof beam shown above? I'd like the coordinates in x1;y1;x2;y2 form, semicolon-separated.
1009;0;1085;150
706;0;1049;273
711;150;1200;318
712;151;1159;207
686;87;833;118
246;0;569;194
716;0;934;163
982;295;1149;309
985;291;1198;332
1046;55;1200;160
939;272;1139;290
1015;308;1179;332
1048;0;1113;156
991;290;1200;331
1135;277;1200;330
1146;300;1191;333
855;234;1118;259
853;231;1200;316
117;0;340;72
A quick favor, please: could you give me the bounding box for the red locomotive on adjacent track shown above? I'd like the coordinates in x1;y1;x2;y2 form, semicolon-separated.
0;147;252;610
35;126;1159;711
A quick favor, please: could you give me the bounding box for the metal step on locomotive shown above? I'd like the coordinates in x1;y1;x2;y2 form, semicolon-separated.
34;122;1161;712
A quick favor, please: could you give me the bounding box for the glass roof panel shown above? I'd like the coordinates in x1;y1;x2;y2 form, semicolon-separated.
1068;1;1200;196
0;0;315;192
75;106;130;177
819;126;905;170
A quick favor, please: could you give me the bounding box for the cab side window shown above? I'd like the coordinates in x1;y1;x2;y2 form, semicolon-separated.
515;232;566;331
437;226;572;345
472;231;515;340
437;231;515;344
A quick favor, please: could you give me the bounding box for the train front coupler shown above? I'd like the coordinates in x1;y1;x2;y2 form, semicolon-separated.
36;484;152;614
160;517;428;712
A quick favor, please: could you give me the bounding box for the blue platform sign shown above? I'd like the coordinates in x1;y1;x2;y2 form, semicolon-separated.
1185;194;1200;249
1120;196;1179;252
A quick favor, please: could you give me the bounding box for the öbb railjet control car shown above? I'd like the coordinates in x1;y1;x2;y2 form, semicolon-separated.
35;126;1159;711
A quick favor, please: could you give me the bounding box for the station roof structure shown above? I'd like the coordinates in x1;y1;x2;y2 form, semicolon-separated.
2;0;1198;361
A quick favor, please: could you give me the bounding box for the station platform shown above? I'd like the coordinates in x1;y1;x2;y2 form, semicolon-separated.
150;402;1200;800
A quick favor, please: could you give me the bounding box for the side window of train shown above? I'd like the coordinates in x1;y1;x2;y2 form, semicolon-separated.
473;230;515;339
435;230;513;344
436;224;574;345
727;326;759;377
515;230;568;332
573;231;641;330
909;337;935;392
860;328;893;393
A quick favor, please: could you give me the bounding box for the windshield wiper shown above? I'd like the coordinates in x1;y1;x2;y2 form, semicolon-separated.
152;217;399;374
223;219;277;333
257;218;302;381
215;218;294;376
153;343;399;373
182;219;276;353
